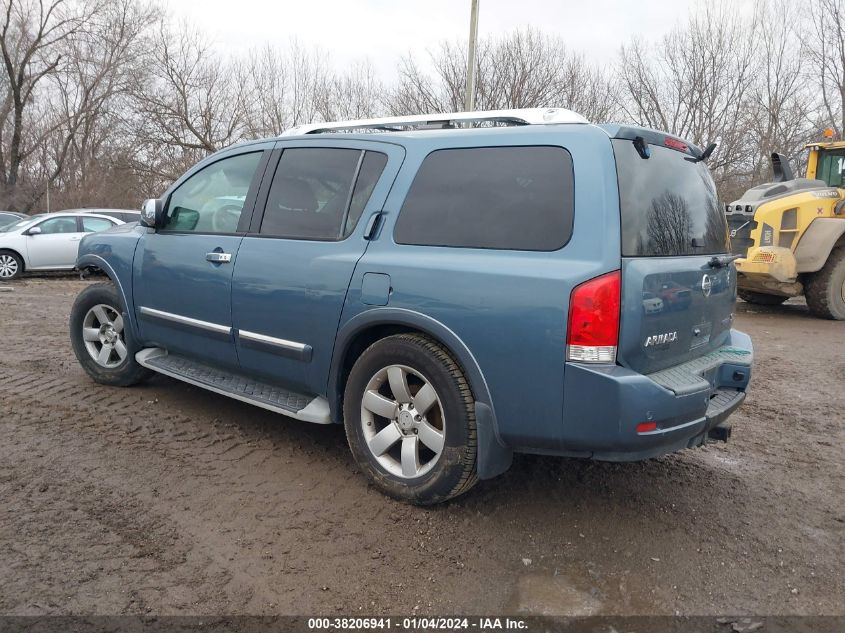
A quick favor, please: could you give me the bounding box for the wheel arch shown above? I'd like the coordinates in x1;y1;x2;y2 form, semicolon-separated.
794;218;845;273
76;253;138;338
329;308;512;480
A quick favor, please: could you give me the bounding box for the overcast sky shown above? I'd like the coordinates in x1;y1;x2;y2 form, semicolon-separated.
165;0;708;78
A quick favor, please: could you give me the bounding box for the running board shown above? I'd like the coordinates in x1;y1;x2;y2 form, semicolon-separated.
135;348;332;424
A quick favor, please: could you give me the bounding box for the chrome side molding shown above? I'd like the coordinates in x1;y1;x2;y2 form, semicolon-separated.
238;329;313;362
138;306;232;335
137;307;313;361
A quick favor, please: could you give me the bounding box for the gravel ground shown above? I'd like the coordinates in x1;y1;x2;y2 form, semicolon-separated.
0;276;843;616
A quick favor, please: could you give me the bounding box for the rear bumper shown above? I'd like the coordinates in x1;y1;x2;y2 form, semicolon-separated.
539;330;752;461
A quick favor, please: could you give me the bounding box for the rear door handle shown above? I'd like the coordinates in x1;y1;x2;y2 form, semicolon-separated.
363;211;383;240
206;252;232;263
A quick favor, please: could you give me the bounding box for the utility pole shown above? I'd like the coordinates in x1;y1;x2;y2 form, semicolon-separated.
464;0;480;112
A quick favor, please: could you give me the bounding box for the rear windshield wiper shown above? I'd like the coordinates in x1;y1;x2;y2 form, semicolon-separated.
708;254;741;268
689;142;717;163
633;135;651;159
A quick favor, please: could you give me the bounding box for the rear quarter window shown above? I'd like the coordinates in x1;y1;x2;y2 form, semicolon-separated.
394;146;574;251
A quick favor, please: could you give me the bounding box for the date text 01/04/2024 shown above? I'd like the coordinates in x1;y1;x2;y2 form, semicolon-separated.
306;617;528;630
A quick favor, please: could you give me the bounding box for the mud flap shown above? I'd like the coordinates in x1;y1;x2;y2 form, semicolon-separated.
475;401;512;479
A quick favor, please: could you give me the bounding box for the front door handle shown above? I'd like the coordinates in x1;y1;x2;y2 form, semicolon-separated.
206;252;232;263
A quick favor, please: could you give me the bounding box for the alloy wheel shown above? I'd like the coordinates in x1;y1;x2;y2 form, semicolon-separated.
360;364;446;479
82;304;127;368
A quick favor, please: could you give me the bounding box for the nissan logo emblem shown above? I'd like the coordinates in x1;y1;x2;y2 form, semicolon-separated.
701;274;713;297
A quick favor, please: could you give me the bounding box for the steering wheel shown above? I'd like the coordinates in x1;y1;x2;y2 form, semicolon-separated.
211;205;242;233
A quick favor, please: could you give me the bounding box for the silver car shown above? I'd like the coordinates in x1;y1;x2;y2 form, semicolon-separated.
0;212;123;280
76;208;142;223
0;211;26;228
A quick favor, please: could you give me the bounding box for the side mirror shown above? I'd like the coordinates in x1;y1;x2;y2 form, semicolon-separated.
168;208;200;231
140;198;165;228
26;226;42;236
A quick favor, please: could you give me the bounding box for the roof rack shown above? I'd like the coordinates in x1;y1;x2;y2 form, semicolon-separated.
281;108;588;136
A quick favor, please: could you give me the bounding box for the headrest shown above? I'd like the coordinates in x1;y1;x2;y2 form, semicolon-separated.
274;178;317;212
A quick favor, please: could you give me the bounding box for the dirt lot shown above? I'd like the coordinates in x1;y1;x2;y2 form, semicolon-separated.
0;276;843;616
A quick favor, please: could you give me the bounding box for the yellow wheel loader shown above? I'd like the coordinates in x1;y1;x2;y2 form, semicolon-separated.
727;133;845;319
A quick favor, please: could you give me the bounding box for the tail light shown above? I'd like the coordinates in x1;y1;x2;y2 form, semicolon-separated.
566;270;621;363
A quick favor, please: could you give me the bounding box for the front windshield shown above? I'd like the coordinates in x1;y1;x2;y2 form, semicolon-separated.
0;214;44;233
816;150;845;188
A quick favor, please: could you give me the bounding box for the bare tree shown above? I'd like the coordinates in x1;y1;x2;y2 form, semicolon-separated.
808;0;845;136
242;42;332;137
35;0;157;210
0;0;100;209
318;60;384;122
644;192;693;256
130;19;249;181
6;0;845;214
745;0;812;185
618;2;761;198
388;52;455;115
387;28;620;120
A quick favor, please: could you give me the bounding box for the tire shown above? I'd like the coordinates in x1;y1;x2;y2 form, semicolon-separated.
69;282;153;386
343;333;478;505
805;246;845;320
737;289;788;306
0;250;23;280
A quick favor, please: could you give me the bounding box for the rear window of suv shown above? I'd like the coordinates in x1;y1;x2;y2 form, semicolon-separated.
394;146;574;251
613;139;729;257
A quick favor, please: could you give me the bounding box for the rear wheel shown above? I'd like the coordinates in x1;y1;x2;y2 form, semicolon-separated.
805;246;845;320
0;250;23;280
343;334;478;505
737;289;789;306
70;282;153;386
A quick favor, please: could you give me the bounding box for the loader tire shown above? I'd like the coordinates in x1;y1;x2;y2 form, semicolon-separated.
805;246;845;320
737;290;788;306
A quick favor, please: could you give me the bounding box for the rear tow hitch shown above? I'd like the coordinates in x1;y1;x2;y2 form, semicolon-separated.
707;423;732;443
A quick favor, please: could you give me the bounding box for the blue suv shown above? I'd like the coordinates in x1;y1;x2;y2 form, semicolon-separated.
69;108;753;504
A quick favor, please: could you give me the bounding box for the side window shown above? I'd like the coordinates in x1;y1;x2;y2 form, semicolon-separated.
345;152;387;236
260;148;367;240
36;217;79;234
394;146;574;251
818;151;845;187
163;152;262;234
81;217;115;233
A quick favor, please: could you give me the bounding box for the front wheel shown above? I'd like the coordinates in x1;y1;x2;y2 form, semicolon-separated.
805;246;845;320
70;282;153;386
343;334;478;505
0;250;23;280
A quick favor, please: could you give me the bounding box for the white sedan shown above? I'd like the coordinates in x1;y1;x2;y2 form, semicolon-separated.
0;212;123;280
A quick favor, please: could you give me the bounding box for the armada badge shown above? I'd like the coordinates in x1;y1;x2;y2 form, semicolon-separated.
644;332;678;347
